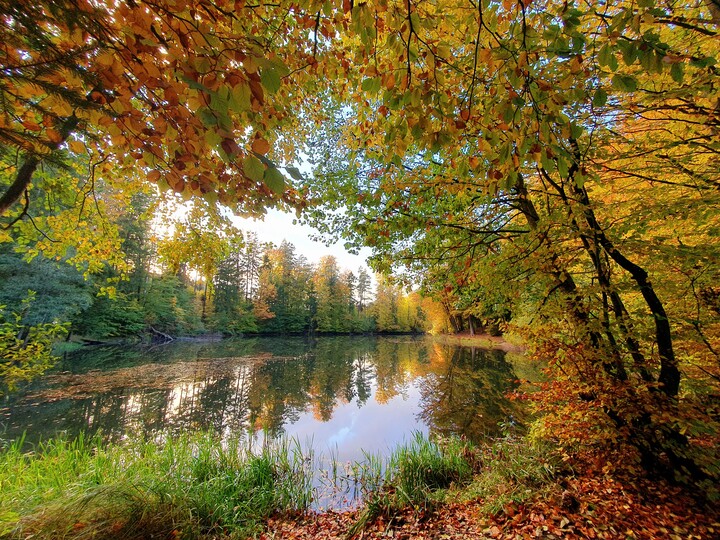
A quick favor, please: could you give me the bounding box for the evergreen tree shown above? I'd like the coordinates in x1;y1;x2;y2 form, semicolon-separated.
356;268;372;312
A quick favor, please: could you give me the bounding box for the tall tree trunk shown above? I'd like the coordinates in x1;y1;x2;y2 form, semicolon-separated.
513;173;706;480
568;181;680;397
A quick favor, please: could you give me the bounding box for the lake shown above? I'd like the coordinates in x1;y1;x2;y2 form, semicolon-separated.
1;336;530;505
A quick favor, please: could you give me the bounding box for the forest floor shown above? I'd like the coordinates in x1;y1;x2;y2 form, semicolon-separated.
263;448;719;540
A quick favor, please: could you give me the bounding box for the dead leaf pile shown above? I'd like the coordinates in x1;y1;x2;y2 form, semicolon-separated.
263;449;719;539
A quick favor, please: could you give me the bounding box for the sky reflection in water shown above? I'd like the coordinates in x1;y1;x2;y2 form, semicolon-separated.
1;336;525;466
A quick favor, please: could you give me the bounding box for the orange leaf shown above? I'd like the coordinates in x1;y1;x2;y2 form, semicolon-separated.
47;129;63;144
252;136;270;155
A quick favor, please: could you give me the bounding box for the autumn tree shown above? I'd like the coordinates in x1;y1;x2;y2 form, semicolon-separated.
0;0;333;222
3;0;718;483
157;201;241;320
255;241;312;332
302;0;719;481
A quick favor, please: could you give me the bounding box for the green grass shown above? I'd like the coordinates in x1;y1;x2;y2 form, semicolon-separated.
0;430;558;539
0;432;313;539
346;431;557;537
456;433;557;514
388;433;474;509
347;433;477;537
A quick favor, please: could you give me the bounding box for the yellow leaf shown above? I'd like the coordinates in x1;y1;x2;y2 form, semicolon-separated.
68;140;85;153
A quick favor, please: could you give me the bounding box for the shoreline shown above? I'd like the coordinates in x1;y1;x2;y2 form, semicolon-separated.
432;332;526;353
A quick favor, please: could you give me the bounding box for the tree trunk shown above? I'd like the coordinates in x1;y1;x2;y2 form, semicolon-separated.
513;173;702;480
569;182;680;397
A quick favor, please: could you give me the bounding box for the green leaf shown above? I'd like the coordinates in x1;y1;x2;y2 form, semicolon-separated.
210;90;228;114
362;77;382;93
243;155;265;182
286;166;304;181
198;107;217;127
205;129;222;148
670;62;684;84
142;151;157;167
690;56;716;68
541;153;555;173
620;41;637;66
229;83;252;113
608;54;619;72
180;75;209;92
557;156;569;178
639;48;654;71
593;88;608;107
260;68;282;94
543;24;561;40
612;74;637;92
263;167;286;194
498;142;512;164
203;190;218;204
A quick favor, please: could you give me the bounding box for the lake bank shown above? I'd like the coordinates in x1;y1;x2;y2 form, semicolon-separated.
267;443;719;539
432;332;526;353
1;430;716;540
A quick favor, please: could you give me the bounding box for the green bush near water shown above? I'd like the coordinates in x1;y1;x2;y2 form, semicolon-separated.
0;433;312;539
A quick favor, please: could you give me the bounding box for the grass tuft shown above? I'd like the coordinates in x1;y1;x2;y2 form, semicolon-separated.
347;433;476;538
0;432;313;540
459;433;557;514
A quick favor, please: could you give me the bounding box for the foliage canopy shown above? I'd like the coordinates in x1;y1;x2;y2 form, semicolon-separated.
1;0;718;483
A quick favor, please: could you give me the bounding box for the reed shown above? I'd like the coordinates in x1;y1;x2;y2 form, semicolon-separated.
0;432;313;539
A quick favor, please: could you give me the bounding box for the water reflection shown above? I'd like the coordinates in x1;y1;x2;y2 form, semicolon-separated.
1;337;526;461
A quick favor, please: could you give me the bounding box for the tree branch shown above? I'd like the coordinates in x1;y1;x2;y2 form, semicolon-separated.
0;115;79;217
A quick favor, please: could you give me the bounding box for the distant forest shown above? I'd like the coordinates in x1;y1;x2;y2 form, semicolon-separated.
0;192;445;341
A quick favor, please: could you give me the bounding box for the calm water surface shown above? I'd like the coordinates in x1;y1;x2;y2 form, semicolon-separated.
1;336;526;466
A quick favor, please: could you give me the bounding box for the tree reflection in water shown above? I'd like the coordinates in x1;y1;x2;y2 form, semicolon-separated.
1;337;527;456
417;344;524;442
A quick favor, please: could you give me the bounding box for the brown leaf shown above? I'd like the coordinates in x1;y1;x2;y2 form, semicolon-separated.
252;136;271;155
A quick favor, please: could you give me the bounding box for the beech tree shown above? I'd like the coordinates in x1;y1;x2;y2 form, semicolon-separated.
301;0;719;480
0;0;325;220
